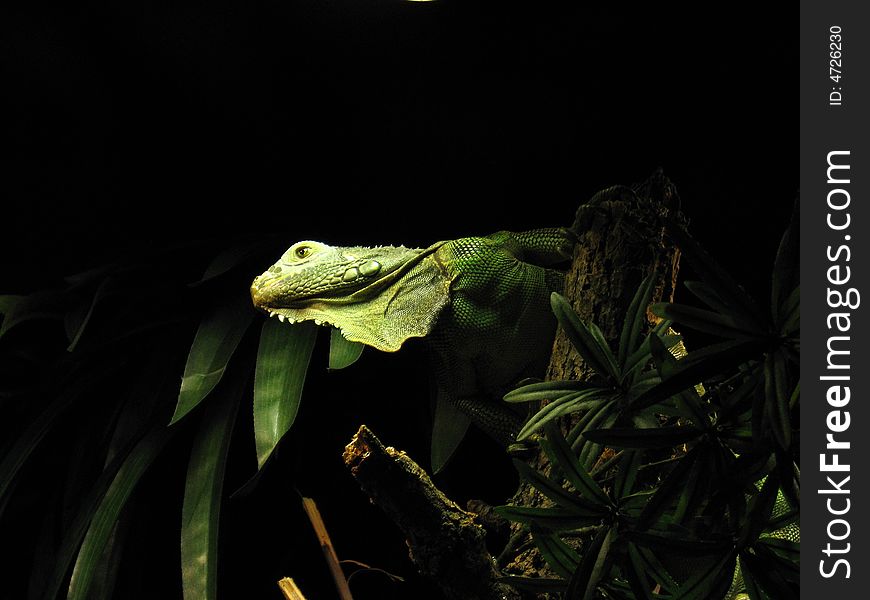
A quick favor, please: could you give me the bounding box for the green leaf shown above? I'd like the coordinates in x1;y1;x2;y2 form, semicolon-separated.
67;426;175;600
0;290;64;339
181;366;244;600
776;286;800;333
630;339;768;412
551;292;619;381
328;328;365;370
430;395;471;474
64;278;111;352
171;294;254;425
0;364;121;520
739;475;779;548
663;220;766;331
517;387;610;440
565;524;612;600
190;238;275;286
671;551;737;600
764;351;792;449
253;320;318;469
531;526;581;579
682;280;732;315
37;364;170;600
635;444;703;531
627;542;679;596
567;397;616;449
618;274;656;368
582;426;701;449
504;379;594;403
494;505;604;530
513;459;608;515
650;302;762;339
541;423;611;507
613;449;642;501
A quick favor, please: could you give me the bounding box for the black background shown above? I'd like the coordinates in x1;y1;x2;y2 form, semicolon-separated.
3;1;796;599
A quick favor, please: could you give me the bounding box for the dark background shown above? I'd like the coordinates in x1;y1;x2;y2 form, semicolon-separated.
2;1;796;599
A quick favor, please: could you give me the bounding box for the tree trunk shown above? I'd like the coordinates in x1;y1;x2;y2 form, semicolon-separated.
502;170;684;589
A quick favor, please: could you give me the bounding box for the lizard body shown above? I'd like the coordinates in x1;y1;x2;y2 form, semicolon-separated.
250;228;574;470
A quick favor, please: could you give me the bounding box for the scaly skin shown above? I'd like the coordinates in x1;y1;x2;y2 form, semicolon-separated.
250;228;575;470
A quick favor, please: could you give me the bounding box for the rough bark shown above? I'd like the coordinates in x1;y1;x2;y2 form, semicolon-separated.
343;425;522;600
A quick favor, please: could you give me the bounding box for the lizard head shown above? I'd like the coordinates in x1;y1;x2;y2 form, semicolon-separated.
250;239;450;351
251;240;394;308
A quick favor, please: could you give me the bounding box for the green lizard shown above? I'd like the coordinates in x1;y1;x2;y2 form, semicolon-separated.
250;228;575;472
249;222;797;598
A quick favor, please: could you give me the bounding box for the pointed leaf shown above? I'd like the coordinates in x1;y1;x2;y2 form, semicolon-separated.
551;292;618;381
328;328;365;370
541;423;611;507
513;459;607;515
0;291;64;339
64;278;111;352
67;426;175;600
190;238;274;286
518;388;609;440
181;367;243;600
739;474;779;548
253;320;318;469
531;526;581;578
504;379;594;403
682;280;732;315
494;505;604;530
582;426;701;449
651;302;761;339
765;351;792;449
635;444;703;531
618;274;656;368
565;525;612;600
664;220;766;331
430;395;471;474
630;339;768;411
171;294;254;424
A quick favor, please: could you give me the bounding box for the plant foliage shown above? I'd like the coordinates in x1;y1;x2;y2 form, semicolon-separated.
0;239;363;600
498;207;799;599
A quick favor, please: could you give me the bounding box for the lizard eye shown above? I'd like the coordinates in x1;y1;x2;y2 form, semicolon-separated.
294;245;313;259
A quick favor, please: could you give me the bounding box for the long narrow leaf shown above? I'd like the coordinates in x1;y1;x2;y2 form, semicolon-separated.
630;339;767;411
494;505;604;530
513;459;607;515
551;293;618;381
518;388;609;440
565;525;612;600
328;328;364;370
766;351;792;449
253;320;318;469
504;379;594;403
541;423;611;507
651;302;761;339
663;220;766;331
181;366;245;600
531;526;581;578
67;426;175;600
618;274;655;368
583;426;701;449
635;444;703;531
171;294;254;424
